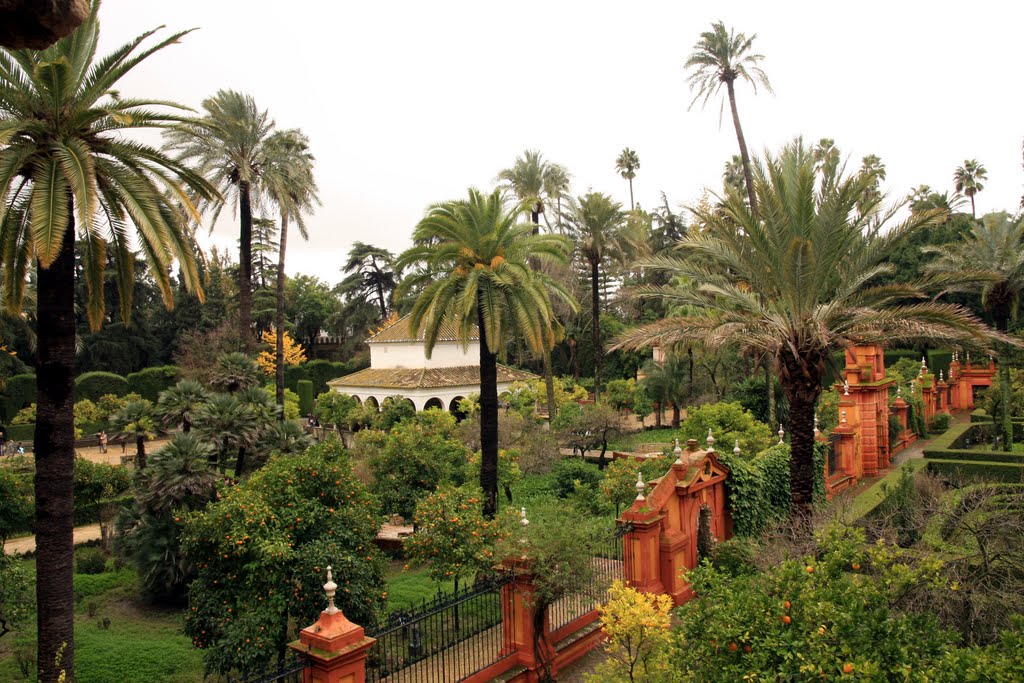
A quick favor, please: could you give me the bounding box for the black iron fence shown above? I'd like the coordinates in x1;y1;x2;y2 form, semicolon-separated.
548;524;627;634
227;652;310;683
365;572;515;683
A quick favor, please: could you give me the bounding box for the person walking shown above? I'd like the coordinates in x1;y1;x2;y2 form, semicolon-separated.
98;430;108;454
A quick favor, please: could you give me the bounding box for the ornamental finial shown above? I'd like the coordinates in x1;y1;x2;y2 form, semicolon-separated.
734;439;742;456
635;472;646;501
841;410;848;424
674;438;683;464
706;429;715;448
324;566;339;615
778;423;785;444
843;380;849;396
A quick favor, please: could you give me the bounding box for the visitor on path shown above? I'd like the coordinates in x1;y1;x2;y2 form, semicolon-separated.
98;430;108;453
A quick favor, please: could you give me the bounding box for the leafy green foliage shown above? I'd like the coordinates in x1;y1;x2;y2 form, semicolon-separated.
598;457;668;515
0;374;35;422
75;372;129;402
296;379;314;416
126;366;181;403
75;548;108;575
0;553;31;640
73;458;132;526
313;391;358;429
0;467;33;543
378;395;417;431
365;409;469;519
679;401;775;456
182;439;386;675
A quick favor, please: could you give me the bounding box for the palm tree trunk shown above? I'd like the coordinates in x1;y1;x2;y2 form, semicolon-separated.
628;178;635;211
970;194;976;219
183;417;191;433
136;436;146;471
780;354;822;519
766;363;776;426
239;180;254;351
591;258;602;402
653;402;662;428
478;305;499;518
996;311;1012;450
275;213;289;414
34;213;76;683
543;351;557;422
726;79;758;217
671;402;681;428
235;447;247;478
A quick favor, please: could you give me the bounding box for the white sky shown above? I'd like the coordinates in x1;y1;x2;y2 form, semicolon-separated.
101;0;1024;286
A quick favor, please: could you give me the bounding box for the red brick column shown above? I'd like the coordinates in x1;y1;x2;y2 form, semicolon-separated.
289;567;375;683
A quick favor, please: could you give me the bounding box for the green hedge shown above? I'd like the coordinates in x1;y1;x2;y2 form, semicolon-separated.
297;380;314;416
926;350;953;380
0;372;35;421
284;359;370;395
926;459;1024;483
718;442;826;536
75;371;129;401
884;348;920;368
6;423;34;441
127;365;180;402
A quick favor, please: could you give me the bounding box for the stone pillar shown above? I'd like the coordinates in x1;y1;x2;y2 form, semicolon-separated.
289;567;375;683
621;512;664;596
500;563;550;672
892;396;909;434
831;412;858;480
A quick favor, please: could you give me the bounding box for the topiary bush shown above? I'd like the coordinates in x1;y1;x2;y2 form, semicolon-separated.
76;547;108;575
76;371;129;401
126;366;180;402
1;373;36;422
928;412;951;434
296;380;314;417
304;359;349;396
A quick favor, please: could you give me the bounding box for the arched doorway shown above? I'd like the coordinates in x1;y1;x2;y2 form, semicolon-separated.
424;397;444;411
449;396;467;421
365;396;379;411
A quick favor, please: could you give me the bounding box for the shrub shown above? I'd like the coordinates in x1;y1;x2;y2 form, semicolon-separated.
0;553;31;639
586;581;674;683
604;378;639;412
74;458;132;526
76;548;108;575
929;412;951;434
0;467;33;542
553;457;603;498
11;403;35;425
679;402;775;457
1;373;35;421
378;395;416;431
76;371;129;401
126;366;180;402
599;457;669;515
304;359;349;396
296;379;314;416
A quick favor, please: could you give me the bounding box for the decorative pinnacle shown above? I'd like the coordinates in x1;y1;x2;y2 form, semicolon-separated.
843;380;849;396
520;507;529;527
324;566;339;615
706;429;715;448
967;351;971;364
897;384;902;397
939;370;944;382
674;438;683;464
635;472;646;500
841;410;848;424
814;414;820;434
734;440;741;456
922;355;927;368
778;424;785;444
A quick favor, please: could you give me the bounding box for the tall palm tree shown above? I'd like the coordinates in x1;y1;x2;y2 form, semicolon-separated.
264;129;318;410
722;154;747;196
564;192;626;402
615;148;641;210
110;399;158;470
685;21;772;217
927;212;1024;450
164;89;276;349
340;242;398;322
396;188;574;516
496;150;569;420
156;379;210;433
954;159;988;218
0;4;214;676
542;163;572;233
614;140;998;518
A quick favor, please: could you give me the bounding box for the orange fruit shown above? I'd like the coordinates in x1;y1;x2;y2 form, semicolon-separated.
783;600;792;609
806;566;814;573
728;642;738;652
843;663;854;674
782;615;792;624
852;563;861;571
744;645;752;653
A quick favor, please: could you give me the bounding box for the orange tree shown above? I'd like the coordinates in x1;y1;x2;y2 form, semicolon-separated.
181;439;385;675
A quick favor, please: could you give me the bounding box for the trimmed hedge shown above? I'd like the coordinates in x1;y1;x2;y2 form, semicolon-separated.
284;359;370;395
926;459;1024;483
926;350;953;380
0;372;35;421
296;380;314;416
126;365;179;402
76;371;129;401
6;423;35;442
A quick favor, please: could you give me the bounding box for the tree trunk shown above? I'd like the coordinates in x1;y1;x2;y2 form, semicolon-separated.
239;180;254;350
478;305;499;518
766;363;776;426
995;311;1012;451
235;447;247;478
654;402;662;428
182;417;191;434
970;194;976;219
136;436;146;471
34;212;76;683
276;213;289;415
628;178;635;211
726;79;758;217
671;402;681;428
779;353;823;520
543;350;557;422
591;258;602;402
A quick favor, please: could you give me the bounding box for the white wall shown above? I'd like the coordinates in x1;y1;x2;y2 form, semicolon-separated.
331;379;520;411
370;341;478;369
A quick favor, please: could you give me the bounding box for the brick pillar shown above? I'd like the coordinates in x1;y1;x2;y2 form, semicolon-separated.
832;412;858;479
620;512;664;596
500;562;550;672
289;567;375;683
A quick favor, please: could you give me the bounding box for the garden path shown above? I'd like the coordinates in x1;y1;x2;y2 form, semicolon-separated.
3;523;101;555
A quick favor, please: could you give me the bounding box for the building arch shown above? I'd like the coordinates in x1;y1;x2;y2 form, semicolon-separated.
365;396;380;411
449;396;467;421
424;397;445;411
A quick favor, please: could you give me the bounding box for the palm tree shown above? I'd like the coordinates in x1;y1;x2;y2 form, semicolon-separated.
927;212;1024;450
209;351;261;394
0;5;215;675
193;393;262;475
164;89;276;349
263;128;318;411
258;419;313;459
640;355;690;428
685;21;772;217
142;432;219;512
110;400;159;470
722;154;747;196
615;148;641;210
156;379;210;433
340;242;399;322
542;164;572;233
954;159;988;218
564;193;627;402
396;188;574;516
613;140;998;518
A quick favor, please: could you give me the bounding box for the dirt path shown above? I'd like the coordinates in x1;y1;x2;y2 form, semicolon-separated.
3;523;102;555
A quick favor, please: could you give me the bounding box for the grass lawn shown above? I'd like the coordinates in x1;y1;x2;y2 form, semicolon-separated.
0;551;204;683
385;561;455;613
607;427;677;452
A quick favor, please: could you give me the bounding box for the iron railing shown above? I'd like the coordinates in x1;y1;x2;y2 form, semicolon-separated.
548;525;627;633
365;573;515;683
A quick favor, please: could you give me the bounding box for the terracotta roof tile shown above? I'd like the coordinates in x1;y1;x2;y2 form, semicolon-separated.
327;364;536;389
367;314;477;344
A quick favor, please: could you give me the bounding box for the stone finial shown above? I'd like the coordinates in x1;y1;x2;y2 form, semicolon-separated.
966;351;971;364
324;566;339;615
706;429;715;448
733;439;741;456
921;355;927;368
674;438;683;465
939;370;944;382
814;414;820;435
778;423;785;444
953;351;958;362
520;507;529;527
635;472;646;501
843;379;850;396
841;410;847;424
897;384;902;397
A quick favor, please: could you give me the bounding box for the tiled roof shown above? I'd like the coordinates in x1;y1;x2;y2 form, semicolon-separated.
367;314;477;344
327;364;536;389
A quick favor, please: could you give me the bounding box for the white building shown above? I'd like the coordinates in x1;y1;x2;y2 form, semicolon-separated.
327;315;537;412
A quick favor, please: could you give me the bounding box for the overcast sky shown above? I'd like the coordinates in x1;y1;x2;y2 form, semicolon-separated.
100;0;1023;286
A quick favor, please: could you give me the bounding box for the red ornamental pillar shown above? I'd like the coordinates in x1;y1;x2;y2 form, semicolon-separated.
832;410;859;479
289;567;375;683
